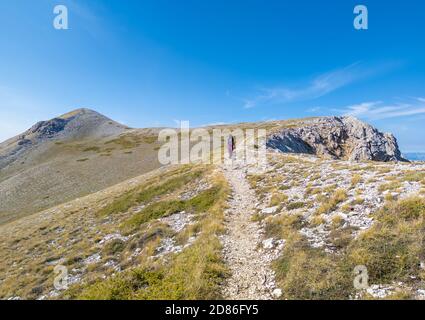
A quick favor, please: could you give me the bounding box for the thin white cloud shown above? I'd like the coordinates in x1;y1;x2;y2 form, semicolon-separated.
342;99;425;120
307;106;322;113
243;62;400;109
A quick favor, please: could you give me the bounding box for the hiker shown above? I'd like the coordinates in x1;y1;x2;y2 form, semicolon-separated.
227;135;236;159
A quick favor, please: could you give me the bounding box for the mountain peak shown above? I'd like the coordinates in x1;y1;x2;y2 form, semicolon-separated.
59;108;103;119
22;108;127;142
0;108;129;170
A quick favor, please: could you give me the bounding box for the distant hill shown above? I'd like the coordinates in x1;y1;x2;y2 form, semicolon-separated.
404;152;425;161
0;108;163;224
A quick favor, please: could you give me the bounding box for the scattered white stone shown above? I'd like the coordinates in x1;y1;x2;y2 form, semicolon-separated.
45;258;65;266
417;289;425;299
83;253;101;265
155;238;182;256
262;238;275;249
261;206;278;215
160;211;194;233
99;233;129;245
155;236;197;257
180;181;211;200
300;226;329;249
67;272;83;286
128;247;142;260
366;285;394;299
272;288;282;298
133;205;145;213
104;260;121;272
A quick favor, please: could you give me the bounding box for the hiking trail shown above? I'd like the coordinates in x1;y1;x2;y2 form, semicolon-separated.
220;160;279;300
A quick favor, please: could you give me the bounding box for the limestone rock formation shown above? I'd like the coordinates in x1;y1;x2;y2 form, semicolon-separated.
267;116;407;162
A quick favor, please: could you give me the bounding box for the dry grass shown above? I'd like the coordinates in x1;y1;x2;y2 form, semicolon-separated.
0;164;229;300
72;170;230;300
270;193;289;207
400;171;425;182
310;215;325;226
316;189;348;215
350;174;362;188
287;201;306;211
331;215;344;229
378;181;402;192
273;196;425;300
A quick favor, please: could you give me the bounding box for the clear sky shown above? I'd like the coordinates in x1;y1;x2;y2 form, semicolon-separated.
0;0;424;152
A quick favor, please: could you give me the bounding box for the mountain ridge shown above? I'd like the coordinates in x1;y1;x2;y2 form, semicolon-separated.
0;109;407;225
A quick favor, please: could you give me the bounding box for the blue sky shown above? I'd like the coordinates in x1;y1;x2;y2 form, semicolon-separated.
0;0;424;152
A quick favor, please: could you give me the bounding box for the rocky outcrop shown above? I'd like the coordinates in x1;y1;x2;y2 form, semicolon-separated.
26;118;69;138
267;116;407;162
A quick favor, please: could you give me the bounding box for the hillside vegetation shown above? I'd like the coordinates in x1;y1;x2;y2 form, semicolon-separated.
0;164;230;299
1;110;424;300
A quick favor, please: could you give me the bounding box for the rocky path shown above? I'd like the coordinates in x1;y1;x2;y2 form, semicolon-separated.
220;161;278;300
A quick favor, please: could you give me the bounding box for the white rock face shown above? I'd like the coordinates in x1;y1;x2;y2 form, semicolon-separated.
267;116;406;162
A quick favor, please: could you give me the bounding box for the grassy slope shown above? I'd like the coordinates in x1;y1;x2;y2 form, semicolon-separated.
249;153;425;300
0;130;162;225
0;163;230;300
268;196;425;300
73;171;229;300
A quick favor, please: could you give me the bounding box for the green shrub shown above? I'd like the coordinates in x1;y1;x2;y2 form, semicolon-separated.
122;186;221;231
286;202;305;210
104;239;126;256
98;168;203;216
